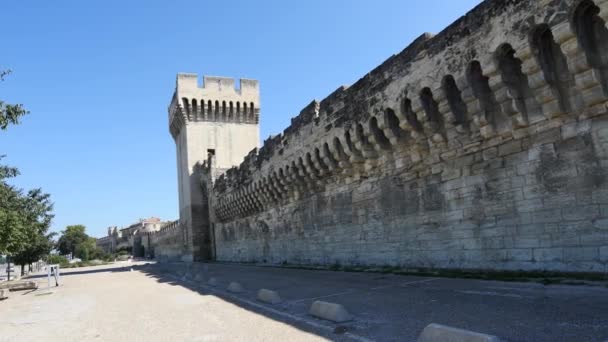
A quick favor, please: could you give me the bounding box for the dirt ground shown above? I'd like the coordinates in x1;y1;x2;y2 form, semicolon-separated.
0;262;327;342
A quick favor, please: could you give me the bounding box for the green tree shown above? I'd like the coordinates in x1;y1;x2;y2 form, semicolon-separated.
0;69;54;279
0;70;28;130
0;172;54;257
12;232;55;275
57;225;90;257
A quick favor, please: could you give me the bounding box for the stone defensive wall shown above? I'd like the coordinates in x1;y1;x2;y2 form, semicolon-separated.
147;220;187;261
211;0;608;272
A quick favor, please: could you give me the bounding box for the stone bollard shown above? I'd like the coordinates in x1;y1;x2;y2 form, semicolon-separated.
207;277;219;287
227;282;244;293
309;300;352;323
417;323;502;342
0;289;6;300
257;289;281;304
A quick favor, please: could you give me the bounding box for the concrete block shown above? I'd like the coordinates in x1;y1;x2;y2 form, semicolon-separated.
417;323;501;342
227;282;244;293
257;289;281;304
207;277;219;287
2;281;38;291
309;300;352;323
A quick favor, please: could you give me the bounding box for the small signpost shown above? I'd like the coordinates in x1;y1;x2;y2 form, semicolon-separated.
37;264;61;295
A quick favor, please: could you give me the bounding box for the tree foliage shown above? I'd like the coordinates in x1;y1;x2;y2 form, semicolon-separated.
57;225;97;260
12;232;55;272
0;70;28;130
0;69;54;266
0;164;54;256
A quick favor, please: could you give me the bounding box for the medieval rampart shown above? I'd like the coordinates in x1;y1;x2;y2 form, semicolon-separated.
209;0;608;272
148;220;187;261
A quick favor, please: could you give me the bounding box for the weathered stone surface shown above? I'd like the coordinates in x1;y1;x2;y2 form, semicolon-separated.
417;323;501;342
309;301;352;323
257;289;281;304
227;282;244;293
154;0;608;274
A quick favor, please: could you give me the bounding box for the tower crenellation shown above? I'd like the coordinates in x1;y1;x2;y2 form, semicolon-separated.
169;73;260;139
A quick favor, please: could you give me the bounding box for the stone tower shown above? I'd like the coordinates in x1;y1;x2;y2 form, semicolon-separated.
168;73;260;261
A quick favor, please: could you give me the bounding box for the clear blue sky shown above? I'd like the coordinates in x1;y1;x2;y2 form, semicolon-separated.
2;0;481;238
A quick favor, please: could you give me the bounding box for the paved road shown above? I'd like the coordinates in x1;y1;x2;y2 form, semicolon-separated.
1;261;608;341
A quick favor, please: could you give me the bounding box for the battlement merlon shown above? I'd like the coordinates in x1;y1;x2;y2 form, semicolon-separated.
168;73;261;139
174;73;260;104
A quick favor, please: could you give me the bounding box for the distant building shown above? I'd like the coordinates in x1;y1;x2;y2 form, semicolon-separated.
96;217;170;257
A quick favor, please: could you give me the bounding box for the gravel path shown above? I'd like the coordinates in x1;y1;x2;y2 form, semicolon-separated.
0;262;327;342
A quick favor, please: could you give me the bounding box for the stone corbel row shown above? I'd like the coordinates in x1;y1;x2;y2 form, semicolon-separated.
177;99;260;124
213;2;608;222
169;105;188;139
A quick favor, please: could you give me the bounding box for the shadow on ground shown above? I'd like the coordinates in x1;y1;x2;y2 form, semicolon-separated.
133;262;358;341
130;260;608;342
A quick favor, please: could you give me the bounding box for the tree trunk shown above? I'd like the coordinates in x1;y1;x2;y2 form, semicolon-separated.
6;261;10;281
